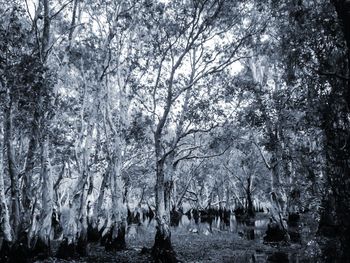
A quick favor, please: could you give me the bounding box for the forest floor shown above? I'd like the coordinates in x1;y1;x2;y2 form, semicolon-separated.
36;229;310;262
36;213;318;262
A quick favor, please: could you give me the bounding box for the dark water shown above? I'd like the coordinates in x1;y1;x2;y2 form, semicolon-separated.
173;214;269;239
126;213;275;242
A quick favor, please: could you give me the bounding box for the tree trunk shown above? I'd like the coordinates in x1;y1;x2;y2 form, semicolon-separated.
0;111;12;259
254;90;289;241
164;153;175;219
259;134;290;243
34;136;53;258
41;0;51;61
152;159;177;263
76;170;89;256
95;171;109;219
56;169;90;259
269;157;290;242
105;146;127;251
4;101;20;241
21;132;37;242
67;0;79;50
225;185;231;211
57;128;92;259
246;177;254;217
88;168;109;242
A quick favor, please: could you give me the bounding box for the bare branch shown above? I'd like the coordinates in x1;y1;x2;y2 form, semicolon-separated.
252;140;271;170
177;144;231;163
50;0;74;20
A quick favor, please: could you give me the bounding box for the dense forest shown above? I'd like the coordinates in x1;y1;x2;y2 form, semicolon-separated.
0;0;349;262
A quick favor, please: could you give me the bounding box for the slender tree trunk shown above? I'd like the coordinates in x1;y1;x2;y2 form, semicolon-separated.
4;100;20;241
35;136;53;256
57;168;90;258
20;112;40;249
270;154;289;240
21;133;36;238
41;0;50;61
246;177;254;217
0;111;12;257
258;127;290;242
164;152;175;219
225;186;230;210
67;0;79;50
88;167;109;242
105;142;127;251
96;170;109;219
76;124;94;256
77;169;89;256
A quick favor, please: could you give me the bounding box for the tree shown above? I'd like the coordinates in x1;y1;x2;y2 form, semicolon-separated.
136;1;265;260
255;0;350;256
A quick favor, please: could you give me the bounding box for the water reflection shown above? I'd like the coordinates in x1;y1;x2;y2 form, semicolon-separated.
128;213;270;241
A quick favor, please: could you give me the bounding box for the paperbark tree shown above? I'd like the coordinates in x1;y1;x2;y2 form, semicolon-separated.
32;0;56;256
138;1;263;260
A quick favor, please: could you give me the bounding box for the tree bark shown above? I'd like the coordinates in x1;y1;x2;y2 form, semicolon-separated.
41;0;51;61
88;167;109;242
105;142;127;251
164;152;175;219
225;184;231;211
4;99;20;241
35;136;53;257
67;0;79;50
246;177;254;217
152;158;176;263
0;110;12;255
21;132;37;238
20;111;41;248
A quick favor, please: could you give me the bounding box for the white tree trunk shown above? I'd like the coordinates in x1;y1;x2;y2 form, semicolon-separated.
164;152;175;219
38;137;53;246
0;115;12;244
105;134;127;250
4;101;20;240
